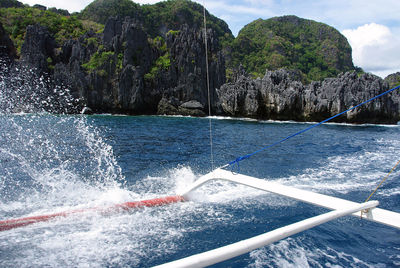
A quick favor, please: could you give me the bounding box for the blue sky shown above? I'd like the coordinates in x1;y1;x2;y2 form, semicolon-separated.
19;0;400;78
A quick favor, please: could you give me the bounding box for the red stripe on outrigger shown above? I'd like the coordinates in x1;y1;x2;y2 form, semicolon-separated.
0;195;185;232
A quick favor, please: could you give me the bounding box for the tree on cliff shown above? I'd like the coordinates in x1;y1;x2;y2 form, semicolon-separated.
79;0;142;25
79;0;233;45
140;0;233;43
229;16;355;82
0;0;24;9
0;6;102;54
385;72;400;88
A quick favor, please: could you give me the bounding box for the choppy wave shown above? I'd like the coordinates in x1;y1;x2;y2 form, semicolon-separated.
271;136;400;202
203;115;400;128
248;237;379;268
1;112;399;267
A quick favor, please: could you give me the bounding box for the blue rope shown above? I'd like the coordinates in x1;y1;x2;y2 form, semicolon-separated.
228;84;400;169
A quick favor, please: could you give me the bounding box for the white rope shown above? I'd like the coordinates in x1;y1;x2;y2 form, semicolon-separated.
203;1;214;171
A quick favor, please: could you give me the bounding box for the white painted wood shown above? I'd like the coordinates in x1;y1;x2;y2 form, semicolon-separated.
154;201;379;268
180;169;400;229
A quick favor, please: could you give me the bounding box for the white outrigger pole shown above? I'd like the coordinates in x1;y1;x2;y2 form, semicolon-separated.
181;169;400;229
155;168;400;268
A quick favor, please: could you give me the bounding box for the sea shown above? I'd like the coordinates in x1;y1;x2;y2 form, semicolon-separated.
0;58;399;267
0;112;399;267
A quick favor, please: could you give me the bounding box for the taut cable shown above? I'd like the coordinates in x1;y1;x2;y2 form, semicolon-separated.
203;1;214;171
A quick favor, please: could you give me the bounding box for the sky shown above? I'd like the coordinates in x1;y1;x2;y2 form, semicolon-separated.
18;0;400;78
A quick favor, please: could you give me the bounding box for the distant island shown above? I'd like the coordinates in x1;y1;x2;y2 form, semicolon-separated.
0;0;399;123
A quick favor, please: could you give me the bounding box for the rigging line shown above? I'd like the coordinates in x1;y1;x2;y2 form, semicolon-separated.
203;1;214;171
225;84;400;169
365;159;400;203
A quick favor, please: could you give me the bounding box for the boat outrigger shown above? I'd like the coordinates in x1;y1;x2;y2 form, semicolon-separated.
2;166;399;267
155;168;400;267
1;162;399;265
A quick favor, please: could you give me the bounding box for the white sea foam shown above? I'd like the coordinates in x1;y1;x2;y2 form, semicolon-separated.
248;237;379;268
0;168;220;267
0;162;295;267
270;136;400;199
1;107;398;267
202;115;400;128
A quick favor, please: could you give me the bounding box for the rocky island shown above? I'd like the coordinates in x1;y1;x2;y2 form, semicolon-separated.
0;0;399;123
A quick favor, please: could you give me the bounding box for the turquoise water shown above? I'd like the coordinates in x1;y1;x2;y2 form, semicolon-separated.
0;114;399;267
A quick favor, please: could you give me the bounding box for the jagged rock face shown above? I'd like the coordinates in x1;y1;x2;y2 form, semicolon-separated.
53;36;92;105
0;22;16;60
118;65;146;112
158;24;225;116
50;17;225;115
258;70;304;120
11;17;400;123
385;72;400;88
385;73;400;110
53;17;156;114
20;24;56;74
218;69;303;120
121;19;153;70
217;69;400;124
102;16;123;51
217;76;261;117
304;72;399;123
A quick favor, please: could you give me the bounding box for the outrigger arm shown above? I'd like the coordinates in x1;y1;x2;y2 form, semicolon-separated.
180;168;400;229
154;168;400;268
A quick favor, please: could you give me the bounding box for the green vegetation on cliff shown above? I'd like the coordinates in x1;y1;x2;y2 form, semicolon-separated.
0;6;103;54
230;16;355;82
0;0;24;9
79;0;141;25
82;49;114;75
141;0;233;45
79;0;233;46
1;1;359;83
384;72;400;88
145;36;171;82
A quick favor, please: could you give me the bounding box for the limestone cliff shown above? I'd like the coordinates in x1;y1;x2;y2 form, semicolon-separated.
50;17;225;115
1;3;400;123
217;69;400;124
0;22;16;59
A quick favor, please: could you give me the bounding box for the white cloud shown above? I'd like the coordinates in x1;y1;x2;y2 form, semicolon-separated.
195;0;276;35
342;23;391;65
273;0;400;31
201;1;270;17
342;23;400;78
243;0;274;6
19;0;92;12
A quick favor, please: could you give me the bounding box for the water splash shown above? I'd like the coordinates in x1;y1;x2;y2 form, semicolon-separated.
0;61;203;267
0;57;124;215
0;58;80;114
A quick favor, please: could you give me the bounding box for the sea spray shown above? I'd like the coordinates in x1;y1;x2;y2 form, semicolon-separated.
0;61;221;267
0;58;125;213
0;59;80;115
